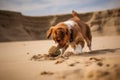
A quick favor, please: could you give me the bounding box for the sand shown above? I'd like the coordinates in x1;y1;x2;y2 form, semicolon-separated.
0;36;120;80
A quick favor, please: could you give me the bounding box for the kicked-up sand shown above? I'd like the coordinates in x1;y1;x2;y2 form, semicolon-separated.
0;36;120;80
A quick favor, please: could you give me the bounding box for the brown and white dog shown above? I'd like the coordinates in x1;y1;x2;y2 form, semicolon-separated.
47;10;92;56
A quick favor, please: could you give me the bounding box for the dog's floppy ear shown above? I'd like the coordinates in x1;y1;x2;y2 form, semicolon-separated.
46;27;54;38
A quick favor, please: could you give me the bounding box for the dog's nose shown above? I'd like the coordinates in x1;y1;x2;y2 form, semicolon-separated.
57;40;60;42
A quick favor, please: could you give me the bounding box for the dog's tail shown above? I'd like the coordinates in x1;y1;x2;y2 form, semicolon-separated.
72;10;80;20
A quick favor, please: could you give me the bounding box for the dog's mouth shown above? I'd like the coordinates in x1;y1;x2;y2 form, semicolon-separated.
58;43;66;48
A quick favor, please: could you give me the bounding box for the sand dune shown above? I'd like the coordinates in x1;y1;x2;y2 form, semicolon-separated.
0;36;120;80
0;8;120;41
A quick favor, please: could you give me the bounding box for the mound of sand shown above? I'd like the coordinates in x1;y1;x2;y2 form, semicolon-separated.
0;8;120;41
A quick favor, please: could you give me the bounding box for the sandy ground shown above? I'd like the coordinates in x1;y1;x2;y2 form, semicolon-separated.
0;36;120;80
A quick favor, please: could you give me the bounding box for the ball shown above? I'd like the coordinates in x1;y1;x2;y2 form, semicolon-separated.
48;46;61;57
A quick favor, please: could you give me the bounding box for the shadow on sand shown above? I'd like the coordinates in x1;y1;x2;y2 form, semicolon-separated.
80;48;120;56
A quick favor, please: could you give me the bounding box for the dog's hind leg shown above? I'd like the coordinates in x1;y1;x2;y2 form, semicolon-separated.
86;26;92;51
85;37;92;51
88;31;92;51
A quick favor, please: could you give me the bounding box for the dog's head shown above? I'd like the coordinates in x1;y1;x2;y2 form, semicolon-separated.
47;23;69;47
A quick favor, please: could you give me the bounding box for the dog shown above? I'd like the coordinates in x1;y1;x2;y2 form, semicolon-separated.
47;10;92;56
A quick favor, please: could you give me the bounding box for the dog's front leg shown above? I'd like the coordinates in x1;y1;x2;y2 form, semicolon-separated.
58;44;69;57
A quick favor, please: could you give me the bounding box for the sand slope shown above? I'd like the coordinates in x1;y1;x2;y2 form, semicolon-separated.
0;36;120;80
0;8;120;41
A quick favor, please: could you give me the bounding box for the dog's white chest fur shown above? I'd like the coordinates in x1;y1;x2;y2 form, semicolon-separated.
63;20;75;30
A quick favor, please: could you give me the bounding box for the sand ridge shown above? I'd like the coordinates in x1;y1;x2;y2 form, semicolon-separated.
0;8;120;41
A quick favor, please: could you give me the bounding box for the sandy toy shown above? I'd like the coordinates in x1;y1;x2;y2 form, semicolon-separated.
48;46;61;57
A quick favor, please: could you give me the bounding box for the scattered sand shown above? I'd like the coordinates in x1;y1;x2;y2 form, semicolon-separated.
40;71;54;75
0;36;120;80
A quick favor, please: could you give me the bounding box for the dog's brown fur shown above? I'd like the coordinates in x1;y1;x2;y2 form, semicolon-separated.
47;10;92;56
